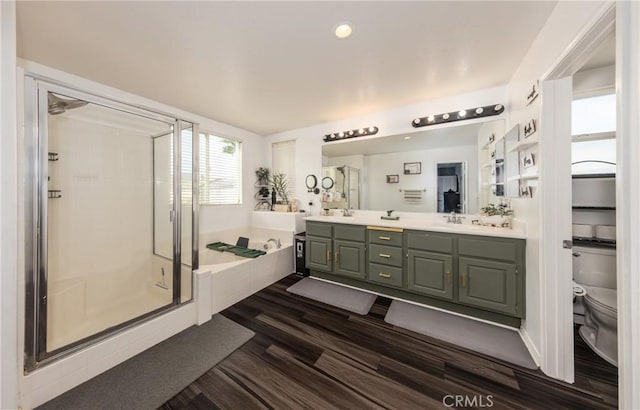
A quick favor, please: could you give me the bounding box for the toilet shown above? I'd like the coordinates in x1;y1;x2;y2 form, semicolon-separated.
572;245;617;366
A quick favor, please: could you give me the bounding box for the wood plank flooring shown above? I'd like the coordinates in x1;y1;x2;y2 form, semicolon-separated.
161;275;618;409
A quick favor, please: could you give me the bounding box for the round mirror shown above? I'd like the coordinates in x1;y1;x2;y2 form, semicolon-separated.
322;176;334;190
305;174;318;191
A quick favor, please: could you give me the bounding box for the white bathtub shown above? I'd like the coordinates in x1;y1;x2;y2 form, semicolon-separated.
199;227;294;314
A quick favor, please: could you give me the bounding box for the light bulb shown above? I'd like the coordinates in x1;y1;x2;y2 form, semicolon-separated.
334;23;353;39
494;104;503;111
427;115;435;122
413;118;421;125
475;107;484;115
348;130;354;136
442;113;450;120
338;132;345;138
368;126;376;132
458;110;467;117
358;128;365;134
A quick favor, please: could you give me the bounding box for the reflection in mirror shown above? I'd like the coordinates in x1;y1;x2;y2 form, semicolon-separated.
321;176;334;190
321;166;360;209
322;119;504;213
437;162;465;213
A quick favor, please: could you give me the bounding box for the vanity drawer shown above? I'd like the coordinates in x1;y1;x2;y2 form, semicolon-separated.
368;228;403;247
368;262;403;288
458;236;519;263
369;244;403;267
406;230;454;254
334;224;366;242
306;222;332;238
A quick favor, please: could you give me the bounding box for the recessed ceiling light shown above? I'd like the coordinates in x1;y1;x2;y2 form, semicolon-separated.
334;23;353;39
404;136;411;140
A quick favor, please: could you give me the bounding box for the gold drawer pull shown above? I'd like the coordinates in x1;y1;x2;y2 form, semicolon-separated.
447;271;451;285
379;236;391;241
326;250;330;262
379;253;391;258
461;273;466;287
379;273;392;278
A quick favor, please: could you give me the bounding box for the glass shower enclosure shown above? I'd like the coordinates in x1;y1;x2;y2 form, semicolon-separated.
23;78;199;370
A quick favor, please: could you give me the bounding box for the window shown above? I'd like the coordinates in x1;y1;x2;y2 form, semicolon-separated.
572;94;616;135
571;93;616;175
272;140;296;200
200;132;242;205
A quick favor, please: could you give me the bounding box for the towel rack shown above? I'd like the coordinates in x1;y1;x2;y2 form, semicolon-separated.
401;188;425;203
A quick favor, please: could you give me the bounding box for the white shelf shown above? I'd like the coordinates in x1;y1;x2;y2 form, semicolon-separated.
507;174;538;182
508;135;539;153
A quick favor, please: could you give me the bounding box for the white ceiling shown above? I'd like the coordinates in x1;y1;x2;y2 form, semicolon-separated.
17;1;557;136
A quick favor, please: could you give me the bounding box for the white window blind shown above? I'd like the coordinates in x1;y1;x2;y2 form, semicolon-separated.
200;133;242;205
272;140;296;200
181;129;193;204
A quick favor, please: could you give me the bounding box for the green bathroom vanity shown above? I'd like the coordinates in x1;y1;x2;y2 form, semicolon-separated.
305;218;526;327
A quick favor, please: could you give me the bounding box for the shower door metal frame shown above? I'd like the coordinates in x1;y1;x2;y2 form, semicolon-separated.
23;76;200;371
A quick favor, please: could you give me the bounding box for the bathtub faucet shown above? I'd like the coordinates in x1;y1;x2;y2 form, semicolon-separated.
266;238;282;249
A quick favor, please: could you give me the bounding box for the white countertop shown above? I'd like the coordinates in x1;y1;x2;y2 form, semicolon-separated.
304;212;526;239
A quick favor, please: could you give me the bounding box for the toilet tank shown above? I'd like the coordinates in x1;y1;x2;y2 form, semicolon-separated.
572;246;616;289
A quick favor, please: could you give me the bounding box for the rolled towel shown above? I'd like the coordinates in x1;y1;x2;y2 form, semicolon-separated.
573;280;587;297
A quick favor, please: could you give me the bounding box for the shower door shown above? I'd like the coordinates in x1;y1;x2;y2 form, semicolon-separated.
24;79;198;369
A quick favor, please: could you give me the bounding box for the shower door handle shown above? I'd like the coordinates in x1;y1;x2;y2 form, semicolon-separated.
169;210;175;223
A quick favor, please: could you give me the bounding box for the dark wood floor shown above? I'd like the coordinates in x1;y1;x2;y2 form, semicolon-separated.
161;275;618;410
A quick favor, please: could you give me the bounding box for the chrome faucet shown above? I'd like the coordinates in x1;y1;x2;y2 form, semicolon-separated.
266;238;281;249
446;212;465;224
342;208;354;217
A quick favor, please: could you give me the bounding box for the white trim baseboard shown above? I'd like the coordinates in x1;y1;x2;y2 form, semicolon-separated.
518;327;542;368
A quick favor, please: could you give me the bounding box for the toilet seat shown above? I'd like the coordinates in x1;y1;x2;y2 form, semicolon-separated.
584;285;617;315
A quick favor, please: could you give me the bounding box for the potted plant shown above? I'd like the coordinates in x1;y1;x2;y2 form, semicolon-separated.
480;203;514;227
271;172;290;212
255;167;270;186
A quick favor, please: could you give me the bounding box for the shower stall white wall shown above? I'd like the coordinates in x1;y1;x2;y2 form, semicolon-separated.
46;109;173;351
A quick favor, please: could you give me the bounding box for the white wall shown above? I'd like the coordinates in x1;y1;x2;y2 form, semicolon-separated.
506;0;612;374
364;146;478;213
265;86;508;216
47;114;154;284
0;1;19;408
573;64;615;98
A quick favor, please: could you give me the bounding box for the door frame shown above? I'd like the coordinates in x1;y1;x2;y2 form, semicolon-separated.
435;160;468;214
538;1;614;384
615;3;640;408
538;1;635;391
23;78;191;370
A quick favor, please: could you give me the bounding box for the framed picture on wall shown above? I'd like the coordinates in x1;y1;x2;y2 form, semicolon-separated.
522;153;535;168
404;162;421;175
386;174;399;183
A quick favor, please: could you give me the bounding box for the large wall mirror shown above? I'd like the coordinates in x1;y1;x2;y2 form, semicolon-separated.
321;119;504;214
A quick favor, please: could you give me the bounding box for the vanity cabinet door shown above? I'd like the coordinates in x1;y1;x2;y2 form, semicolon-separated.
407;250;454;301
458;257;518;316
306;236;333;272
333;239;366;279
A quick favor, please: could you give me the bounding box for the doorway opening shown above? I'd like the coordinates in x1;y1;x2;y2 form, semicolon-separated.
437;162;465;213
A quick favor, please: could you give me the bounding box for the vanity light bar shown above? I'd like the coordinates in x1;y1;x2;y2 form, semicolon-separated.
323;126;379;142
411;104;505;128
